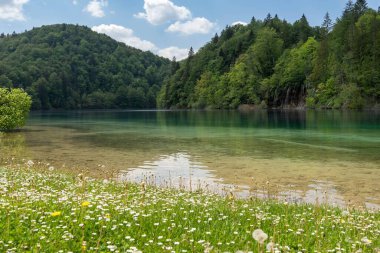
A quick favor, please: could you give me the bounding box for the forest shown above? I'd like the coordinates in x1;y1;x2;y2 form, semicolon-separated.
159;0;380;109
0;0;379;110
0;24;170;109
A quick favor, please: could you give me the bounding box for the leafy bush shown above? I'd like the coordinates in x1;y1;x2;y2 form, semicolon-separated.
314;78;338;108
305;96;316;108
334;83;365;109
0;88;32;131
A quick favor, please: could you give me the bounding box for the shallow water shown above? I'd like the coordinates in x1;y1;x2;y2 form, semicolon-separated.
1;110;379;208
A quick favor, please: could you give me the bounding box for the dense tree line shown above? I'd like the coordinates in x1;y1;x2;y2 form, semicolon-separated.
159;0;380;109
0;24;170;109
0;1;378;110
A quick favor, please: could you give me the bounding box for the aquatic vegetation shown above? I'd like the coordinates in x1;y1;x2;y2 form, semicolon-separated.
0;164;379;252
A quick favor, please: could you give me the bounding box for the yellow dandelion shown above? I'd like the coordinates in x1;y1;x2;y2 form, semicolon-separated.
81;245;87;251
81;201;90;207
105;213;111;219
51;211;61;217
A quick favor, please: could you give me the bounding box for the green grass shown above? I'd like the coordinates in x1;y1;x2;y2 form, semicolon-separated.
0;165;379;253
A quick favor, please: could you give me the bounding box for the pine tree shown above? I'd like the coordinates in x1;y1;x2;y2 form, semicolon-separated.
212;33;219;44
170;57;179;75
354;0;368;16
344;0;354;16
311;12;333;84
188;47;194;59
264;13;272;25
222;26;234;40
185;47;195;72
294;14;312;42
322;12;333;33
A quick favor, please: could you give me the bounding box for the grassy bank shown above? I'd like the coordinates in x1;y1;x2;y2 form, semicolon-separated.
0;165;379;253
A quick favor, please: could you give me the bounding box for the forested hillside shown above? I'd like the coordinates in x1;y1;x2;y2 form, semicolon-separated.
0;24;170;109
0;0;378;110
159;0;380;109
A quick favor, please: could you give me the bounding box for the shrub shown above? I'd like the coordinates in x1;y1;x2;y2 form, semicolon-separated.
335;83;365;109
305;96;316;108
315;78;338;108
0;88;32;131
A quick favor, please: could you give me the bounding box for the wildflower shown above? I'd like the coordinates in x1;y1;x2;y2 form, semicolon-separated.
252;229;268;244
107;245;117;252
266;242;275;251
81;201;90;207
82;241;87;251
26;160;34;167
361;237;372;245
51;211;61;217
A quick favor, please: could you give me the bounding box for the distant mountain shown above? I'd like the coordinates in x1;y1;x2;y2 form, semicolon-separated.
0;24;170;109
158;0;380;109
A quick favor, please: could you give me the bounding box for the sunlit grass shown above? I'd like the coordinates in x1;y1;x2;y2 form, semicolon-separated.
0;163;379;253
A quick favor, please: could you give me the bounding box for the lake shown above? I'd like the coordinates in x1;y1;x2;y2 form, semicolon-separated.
1;110;379;208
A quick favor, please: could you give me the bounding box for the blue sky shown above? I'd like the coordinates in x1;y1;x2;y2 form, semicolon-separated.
0;0;379;60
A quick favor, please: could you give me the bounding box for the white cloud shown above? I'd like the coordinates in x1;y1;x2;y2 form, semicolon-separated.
92;24;191;60
92;24;157;52
135;0;191;25
0;0;29;21
166;17;216;35
84;0;107;18
73;0;78;5
158;46;189;60
232;21;248;26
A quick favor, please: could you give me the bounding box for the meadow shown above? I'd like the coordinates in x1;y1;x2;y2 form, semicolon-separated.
0;161;379;253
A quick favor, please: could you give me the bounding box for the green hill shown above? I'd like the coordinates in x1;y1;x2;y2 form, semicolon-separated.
158;0;380;109
0;24;170;109
1;0;378;110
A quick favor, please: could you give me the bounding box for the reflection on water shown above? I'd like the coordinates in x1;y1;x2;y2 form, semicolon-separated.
119;153;379;209
121;153;210;183
279;180;346;207
119;152;250;196
119;152;227;192
0;110;379;209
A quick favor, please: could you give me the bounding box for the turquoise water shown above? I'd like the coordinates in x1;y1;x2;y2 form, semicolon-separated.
1;110;379;207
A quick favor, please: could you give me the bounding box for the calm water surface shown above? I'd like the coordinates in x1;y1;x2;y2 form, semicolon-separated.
1;110;379;208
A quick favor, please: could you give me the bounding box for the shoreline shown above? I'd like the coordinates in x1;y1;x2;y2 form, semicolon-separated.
2;155;380;211
0;164;379;252
25;106;380;113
